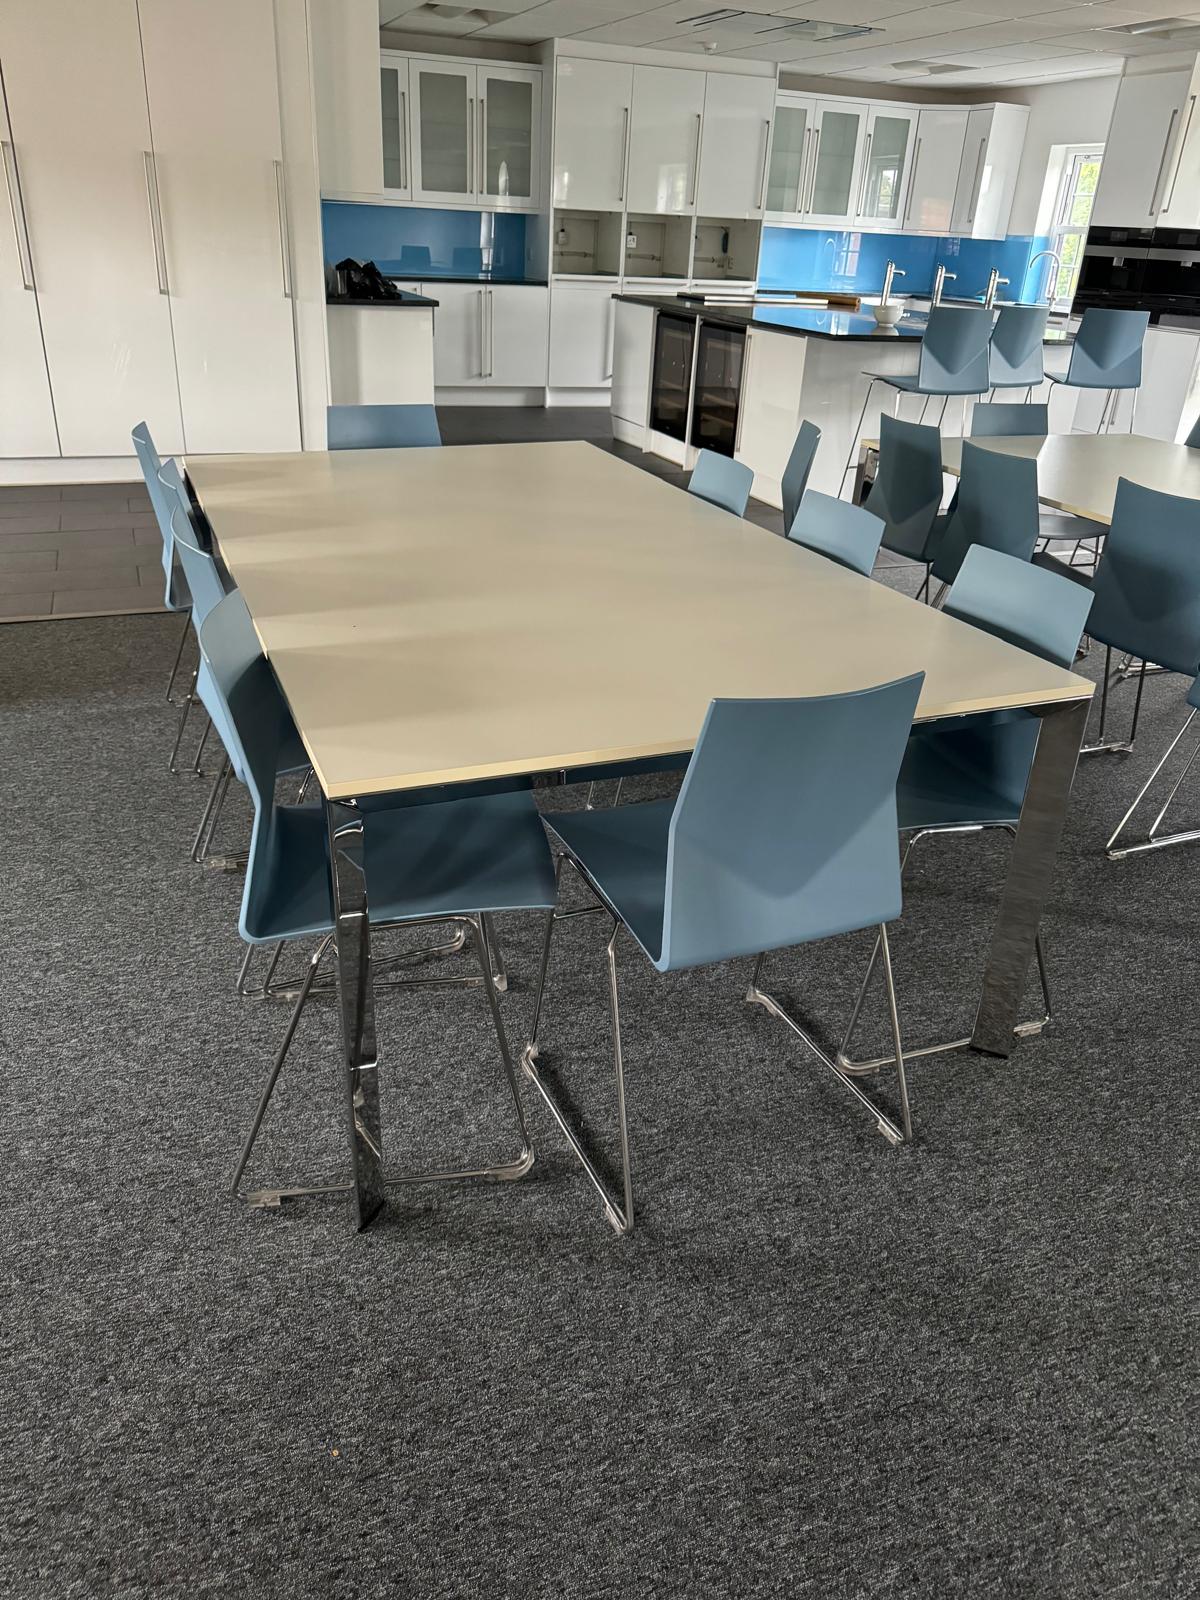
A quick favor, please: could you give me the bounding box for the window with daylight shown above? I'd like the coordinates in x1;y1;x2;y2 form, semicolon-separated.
1047;148;1103;305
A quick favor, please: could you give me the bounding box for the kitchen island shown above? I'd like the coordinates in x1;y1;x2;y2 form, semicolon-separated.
610;292;1072;503
326;289;439;409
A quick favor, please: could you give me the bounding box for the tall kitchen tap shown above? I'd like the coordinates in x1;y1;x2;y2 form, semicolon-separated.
881;260;905;305
932;264;956;306
984;267;1010;308
1027;248;1063;306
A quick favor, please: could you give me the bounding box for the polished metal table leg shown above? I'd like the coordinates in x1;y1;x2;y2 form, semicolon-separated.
971;697;1089;1057
327;796;386;1230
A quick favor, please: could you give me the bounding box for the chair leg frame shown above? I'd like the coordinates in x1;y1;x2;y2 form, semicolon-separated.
167;666;198;775
235;919;493;1002
231;913;533;1211
520;854;636;1235
835;824;1053;1079
1082;647;1147;757
746;923;912;1146
165;610;191;705
1105;706;1200;859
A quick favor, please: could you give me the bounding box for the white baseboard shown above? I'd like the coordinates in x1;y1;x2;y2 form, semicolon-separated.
0;457;142;486
545;388;610;407
611;416;646;448
434;387;545;407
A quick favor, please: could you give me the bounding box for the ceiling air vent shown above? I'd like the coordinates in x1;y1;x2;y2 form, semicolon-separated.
1101;17;1200;39
677;10;880;43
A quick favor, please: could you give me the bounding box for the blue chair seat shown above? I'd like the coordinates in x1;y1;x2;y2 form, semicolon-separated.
544;799;675;963
897;717;1033;832
245;789;556;945
565;753;689;786
865;371;920;392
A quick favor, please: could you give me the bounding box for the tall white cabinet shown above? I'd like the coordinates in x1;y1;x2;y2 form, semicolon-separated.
0;64;58;457
1091;66;1193;229
551;58;632;211
626;66;706;216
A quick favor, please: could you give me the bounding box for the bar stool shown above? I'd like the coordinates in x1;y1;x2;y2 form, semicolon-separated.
987;304;1048;402
1046;308;1149;433
841;305;993;494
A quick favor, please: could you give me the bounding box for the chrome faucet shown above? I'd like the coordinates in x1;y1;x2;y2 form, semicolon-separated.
1027;248;1063;307
984;268;1010;309
932;264;956;306
881;260;906;305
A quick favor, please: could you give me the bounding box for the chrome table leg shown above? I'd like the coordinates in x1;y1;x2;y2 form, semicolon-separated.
327;796;386;1231
971;697;1090;1057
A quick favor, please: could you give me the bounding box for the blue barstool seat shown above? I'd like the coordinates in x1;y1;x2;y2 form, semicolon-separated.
1046;307;1149;433
688;448;754;516
522;674;926;1231
327;403;441;449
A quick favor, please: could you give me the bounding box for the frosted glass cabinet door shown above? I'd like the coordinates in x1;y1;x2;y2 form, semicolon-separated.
0;69;58;457
552;58;632;211
855;107;916;227
626;66;706;216
480;68;540;207
412;64;474;204
807;101;867;226
766;98;812;218
380;55;411;199
0;0;184;456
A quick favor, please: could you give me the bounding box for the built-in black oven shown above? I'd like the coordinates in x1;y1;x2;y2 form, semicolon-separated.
689;321;745;458
1141;227;1200;313
1073;225;1152;312
649;313;697;442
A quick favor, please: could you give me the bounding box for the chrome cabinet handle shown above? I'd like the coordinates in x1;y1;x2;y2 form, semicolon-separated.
400;90;408;189
757;118;771;211
806;128;821;212
603;293;615;380
857;131;873;215
479;288;485;377
143;150;169;295
1150;108;1180;216
904;136;921;226
1;138;33;290
467;97;474;195
689;112;701;207
478;96;486;196
619;106;629;203
966;136;986;225
273;159;292;299
1163;96;1195;213
488;287;495;378
794;128;810;214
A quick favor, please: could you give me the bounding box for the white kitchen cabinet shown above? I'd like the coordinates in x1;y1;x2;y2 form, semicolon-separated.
432;283;547;387
765;93;815;220
0;0;184;457
854;104;917;230
1149;61;1200;227
327;303;434;406
311;0;384;198
411;59;540;208
950;103;1028;240
553;57;632;211
1091;67;1191;230
0;69;59;457
611;299;654;439
139;0;300;454
696;74;775;221
902;107;968;235
430;283;482;384
807;99;869;226
380;54;412;200
549;283;616;389
626;66;706;216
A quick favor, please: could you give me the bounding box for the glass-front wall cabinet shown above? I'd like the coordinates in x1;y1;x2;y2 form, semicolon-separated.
766;97;812;215
482;70;535;203
808;101;867;224
380;57;410;197
401;57;541;208
856;108;916;226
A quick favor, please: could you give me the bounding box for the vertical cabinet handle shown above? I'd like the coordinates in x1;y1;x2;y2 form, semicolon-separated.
618;106;629;203
400;90;408;190
479;288;486;378
467;97;474;196
806;128;821;212
142;150;169;295
488;287;495;378
1150;108;1181;216
966;136;986;225
857;131;873;216
604;293;615;380
1;139;34;290
478;96;486;197
757;118;771;211
689;112;701;207
273;159;292;299
1163;96;1195;214
904;136;921;226
795;128;810;214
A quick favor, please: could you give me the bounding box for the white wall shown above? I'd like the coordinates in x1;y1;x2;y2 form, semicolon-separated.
999;77;1119;235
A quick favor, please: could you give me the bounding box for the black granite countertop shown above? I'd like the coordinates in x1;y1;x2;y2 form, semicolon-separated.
327;289;439;309
384;272;548;287
614;293;1073;345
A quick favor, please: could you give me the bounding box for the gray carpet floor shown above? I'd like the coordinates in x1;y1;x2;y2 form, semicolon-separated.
3;462;1200;1598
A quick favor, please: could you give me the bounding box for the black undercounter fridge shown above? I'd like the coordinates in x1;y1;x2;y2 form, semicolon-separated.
688;320;745;458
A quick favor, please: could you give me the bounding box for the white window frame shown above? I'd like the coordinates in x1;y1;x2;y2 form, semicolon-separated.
1046;145;1104;309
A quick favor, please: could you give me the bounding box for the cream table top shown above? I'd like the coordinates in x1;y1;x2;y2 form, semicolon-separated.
186;441;1091;800
938;430;1200;525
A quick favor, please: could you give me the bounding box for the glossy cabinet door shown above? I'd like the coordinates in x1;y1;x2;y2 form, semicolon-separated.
139;0;299;454
310;0;384;198
765;95;814;219
696;74;775;221
902;107;968;235
1157;61;1200;225
553;57;632;211
950;103;1027;239
479;67;540;208
411;62;474;204
626;66;706;216
854;105;917;229
431;283;484;384
807;99;868;226
379;54;411;199
1093;68;1192;229
0;66;59;457
0;0;184;456
487;286;549;385
549;283;616;388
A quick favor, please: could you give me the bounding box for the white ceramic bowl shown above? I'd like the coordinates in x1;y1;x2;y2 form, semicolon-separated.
872;301;904;327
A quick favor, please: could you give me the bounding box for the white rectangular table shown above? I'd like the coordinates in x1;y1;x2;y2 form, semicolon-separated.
188;441;1093;1229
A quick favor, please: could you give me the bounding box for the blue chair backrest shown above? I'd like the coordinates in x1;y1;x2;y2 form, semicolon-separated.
916;305;992;394
687;449;754;517
865;413;944;561
327;404;442;450
1185;413;1200;449
132;420;181;609
988;304;1047;387
1088;476;1200;675
787;489;884;577
160;462;227;630
1065;308;1149;389
971;401;1048;437
781;420;821;537
932;439;1041;585
654;674;925;971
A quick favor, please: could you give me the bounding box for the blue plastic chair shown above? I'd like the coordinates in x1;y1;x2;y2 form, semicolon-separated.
688;449;754;517
970;401;1048;437
988;304;1048;395
523;673;926;1230
864;414;945;598
195;590;557;1208
840;546;1094;1076
1047;308;1149;432
781;420;821;537
930;438;1041;589
787;490;884;577
132;421;192;704
327;404;442;450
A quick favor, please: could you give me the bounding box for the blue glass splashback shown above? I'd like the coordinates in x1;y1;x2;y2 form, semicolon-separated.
759;227;1054;303
321;201;530;280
